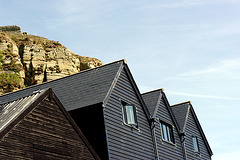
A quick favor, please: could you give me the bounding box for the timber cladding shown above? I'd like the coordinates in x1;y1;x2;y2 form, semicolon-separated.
184;108;212;160
154;98;183;159
104;68;155;159
0;97;96;160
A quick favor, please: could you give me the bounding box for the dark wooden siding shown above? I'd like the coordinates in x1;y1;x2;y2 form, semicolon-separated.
0;98;95;160
155;98;184;160
104;68;155;159
185;109;211;160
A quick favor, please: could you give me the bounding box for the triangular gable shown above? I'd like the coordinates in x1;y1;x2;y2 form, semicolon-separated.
171;102;190;133
0;88;100;159
0;60;124;111
101;61;154;159
142;89;180;133
172;101;213;156
142;89;162;117
103;60;151;120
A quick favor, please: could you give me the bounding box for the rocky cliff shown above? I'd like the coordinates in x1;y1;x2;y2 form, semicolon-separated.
0;25;103;94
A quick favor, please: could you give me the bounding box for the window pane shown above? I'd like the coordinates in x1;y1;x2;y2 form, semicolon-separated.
169;127;174;143
160;122;174;143
166;126;171;142
192;137;199;152
163;124;168;141
160;123;164;140
125;105;135;124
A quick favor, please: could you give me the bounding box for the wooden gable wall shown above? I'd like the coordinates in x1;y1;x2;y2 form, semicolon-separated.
0;97;96;160
103;67;155;159
184;108;212;160
155;97;184;159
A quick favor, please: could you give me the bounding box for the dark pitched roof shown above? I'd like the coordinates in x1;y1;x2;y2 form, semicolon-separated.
0;59;150;120
0;88;100;159
142;89;162;116
142;89;180;133
171;101;213;156
0;60;124;111
171;102;190;133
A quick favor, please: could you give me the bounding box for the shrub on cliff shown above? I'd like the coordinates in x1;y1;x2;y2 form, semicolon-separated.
0;73;21;93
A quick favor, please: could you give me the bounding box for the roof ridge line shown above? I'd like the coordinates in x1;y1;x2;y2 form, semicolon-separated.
171;101;191;107
141;88;164;95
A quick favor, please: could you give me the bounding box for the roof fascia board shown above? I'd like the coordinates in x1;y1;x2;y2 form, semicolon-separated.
189;103;213;156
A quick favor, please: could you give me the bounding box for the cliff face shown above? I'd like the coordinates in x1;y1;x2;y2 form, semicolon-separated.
0;25;103;95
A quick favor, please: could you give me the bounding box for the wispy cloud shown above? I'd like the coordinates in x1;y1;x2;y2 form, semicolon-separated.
167;91;240;101
179;58;240;78
157;58;240;85
45;0;108;27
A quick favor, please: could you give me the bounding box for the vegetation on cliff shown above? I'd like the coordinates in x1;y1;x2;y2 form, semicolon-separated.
0;25;103;94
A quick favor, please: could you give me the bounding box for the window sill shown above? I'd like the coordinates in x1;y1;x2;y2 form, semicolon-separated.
161;139;176;146
122;123;140;131
194;152;201;156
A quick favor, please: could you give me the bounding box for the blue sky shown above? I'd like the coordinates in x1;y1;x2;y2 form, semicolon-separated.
1;0;240;159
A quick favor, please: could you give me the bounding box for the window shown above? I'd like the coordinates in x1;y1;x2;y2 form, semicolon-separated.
160;121;174;143
122;102;137;126
192;137;200;152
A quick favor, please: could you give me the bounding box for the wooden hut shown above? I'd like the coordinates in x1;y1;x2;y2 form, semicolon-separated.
0;88;99;160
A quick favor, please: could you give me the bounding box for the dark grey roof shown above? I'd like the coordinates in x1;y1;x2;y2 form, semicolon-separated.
142;89;181;135
172;101;213;156
0;60;124;111
171;102;190;133
0;89;47;133
142;89;162;116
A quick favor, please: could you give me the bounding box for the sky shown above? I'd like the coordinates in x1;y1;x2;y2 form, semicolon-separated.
1;0;240;159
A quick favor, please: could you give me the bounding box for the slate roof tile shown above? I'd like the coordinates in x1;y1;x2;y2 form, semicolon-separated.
0;60;124;111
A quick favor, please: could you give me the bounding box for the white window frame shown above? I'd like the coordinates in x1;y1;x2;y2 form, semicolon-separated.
122;101;138;127
160;121;175;143
192;136;200;153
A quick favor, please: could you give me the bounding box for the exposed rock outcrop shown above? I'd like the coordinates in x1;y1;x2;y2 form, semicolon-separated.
0;25;103;94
